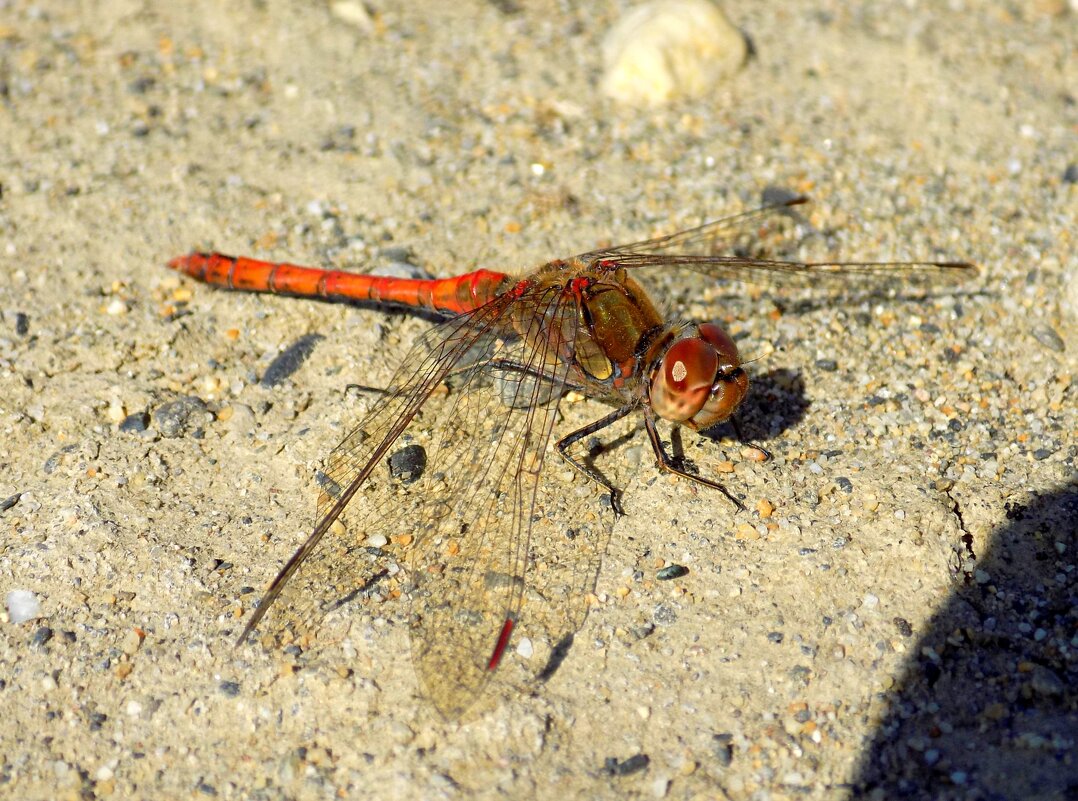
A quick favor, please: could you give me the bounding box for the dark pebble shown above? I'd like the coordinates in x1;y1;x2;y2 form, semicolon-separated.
798;547;817;556
388;444;426;484
0;493;20;512
315;470;343;499
1030;323;1065;353
814;358;838;372
43;444;78;475
119;411;150;433
948;418;964;432
31;627;53;648
14;312;29;336
219;680;241;697
153;396;210;438
261;333;324;387
1032;448;1053;461
197;782;217;796
835;476;853;493
128;75;155;93
62;630;77;643
712;733;734;767
767;631;784;644
919;322;941;335
656;564;689;580
88;711;108;731
1063;163;1078;184
893;617;913;637
604;753;650;776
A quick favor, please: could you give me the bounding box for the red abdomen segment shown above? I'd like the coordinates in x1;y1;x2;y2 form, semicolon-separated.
168;253;513;316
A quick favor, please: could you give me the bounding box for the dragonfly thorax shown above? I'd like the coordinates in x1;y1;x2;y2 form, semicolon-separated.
647;322;748;430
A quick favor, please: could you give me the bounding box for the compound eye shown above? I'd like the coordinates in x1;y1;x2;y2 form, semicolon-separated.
654;338;719;422
698;323;740;370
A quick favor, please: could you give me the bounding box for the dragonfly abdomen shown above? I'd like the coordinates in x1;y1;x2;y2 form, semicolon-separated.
167;252;513;315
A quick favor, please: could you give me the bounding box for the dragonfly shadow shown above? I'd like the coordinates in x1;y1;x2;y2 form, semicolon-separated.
851;486;1078;799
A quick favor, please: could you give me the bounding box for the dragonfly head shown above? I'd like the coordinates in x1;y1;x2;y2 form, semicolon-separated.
649;322;749;430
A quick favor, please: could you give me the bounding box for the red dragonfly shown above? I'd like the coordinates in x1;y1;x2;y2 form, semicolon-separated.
169;196;973;718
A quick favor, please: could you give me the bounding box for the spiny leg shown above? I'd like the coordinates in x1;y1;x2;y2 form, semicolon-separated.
644;415;746;512
555;404;636;517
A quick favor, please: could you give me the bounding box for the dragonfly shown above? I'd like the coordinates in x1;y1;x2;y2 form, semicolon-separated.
168;195;974;719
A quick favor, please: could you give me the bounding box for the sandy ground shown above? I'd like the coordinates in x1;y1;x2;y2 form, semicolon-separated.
1;1;1075;799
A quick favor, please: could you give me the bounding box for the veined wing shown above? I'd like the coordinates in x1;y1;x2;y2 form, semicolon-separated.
407;282;612;719
245;280;613;720
237;290;521;646
575;196;975;287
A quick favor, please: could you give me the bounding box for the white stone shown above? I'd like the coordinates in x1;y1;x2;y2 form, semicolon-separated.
5;590;41;624
602;0;746;105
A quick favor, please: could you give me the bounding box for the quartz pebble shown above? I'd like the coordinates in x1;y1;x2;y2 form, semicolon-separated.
601;0;746;105
6;590;41;624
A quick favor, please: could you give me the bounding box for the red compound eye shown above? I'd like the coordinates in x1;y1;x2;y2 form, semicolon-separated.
650;323;749;430
653;337;718;422
698;322;740;370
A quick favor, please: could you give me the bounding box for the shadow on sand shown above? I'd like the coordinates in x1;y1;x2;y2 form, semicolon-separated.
852;486;1077;800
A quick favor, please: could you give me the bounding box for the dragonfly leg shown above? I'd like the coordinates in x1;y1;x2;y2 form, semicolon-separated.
730;417;772;462
644;415;746;512
555;404;636;517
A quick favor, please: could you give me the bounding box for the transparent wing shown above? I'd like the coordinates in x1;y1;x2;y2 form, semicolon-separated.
407;284;612;719
575;197;975;287
246;281;613;719
238;292;520;645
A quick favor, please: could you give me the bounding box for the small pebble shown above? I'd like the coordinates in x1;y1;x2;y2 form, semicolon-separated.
712;733;734;766
388;444;427;484
656;564;689;580
604;753;650;776
219;680;241;697
119;411;150;433
6;590;41;623
14;312;29;336
601;0;746;105
31;626;53;648
1029;322;1064;352
516;637;533;659
153;396;210;438
1;493;21;513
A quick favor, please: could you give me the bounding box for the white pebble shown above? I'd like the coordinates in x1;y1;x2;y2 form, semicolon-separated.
862;593;879;609
516;637;533;659
330;1;374;32
5;590;41;624
601;0;746;105
106;298;128;316
126;700;143;717
367;533;388;548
